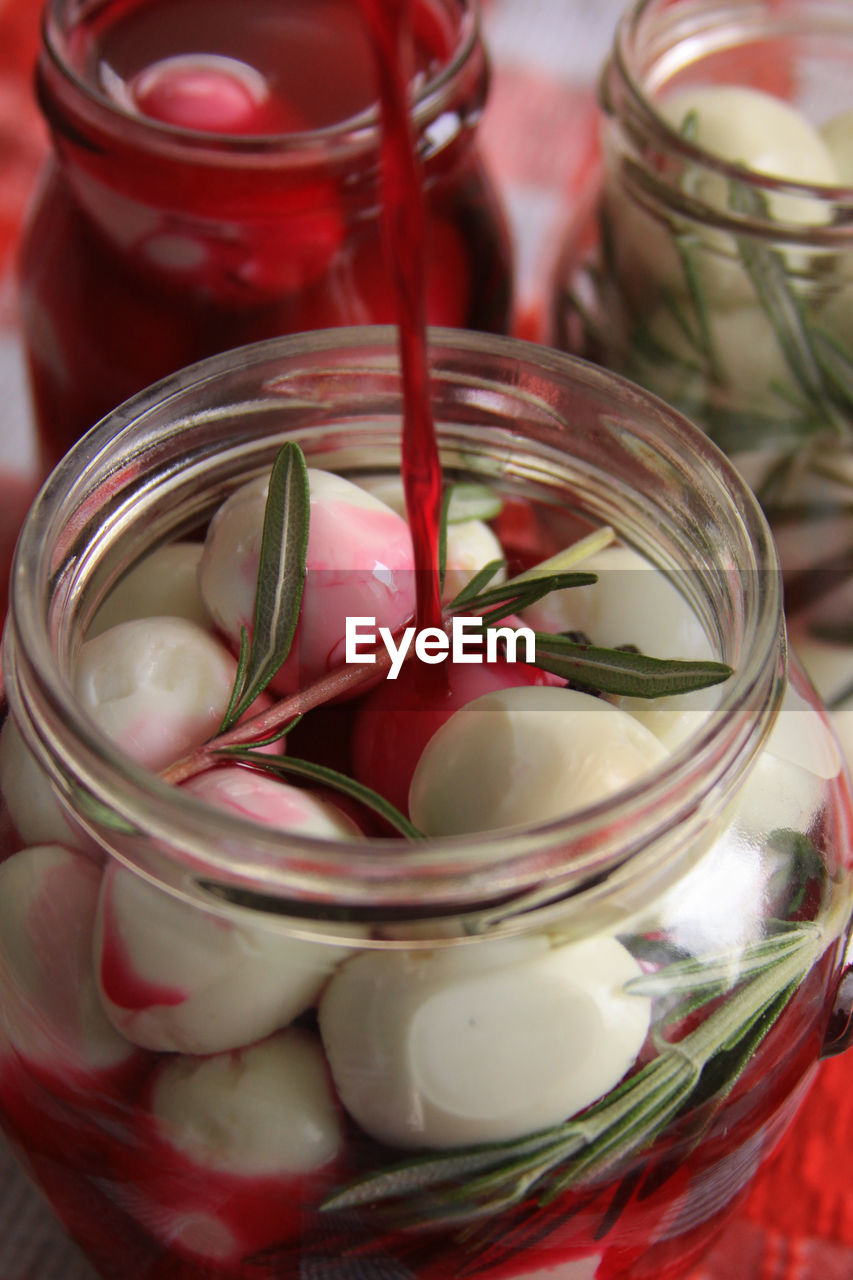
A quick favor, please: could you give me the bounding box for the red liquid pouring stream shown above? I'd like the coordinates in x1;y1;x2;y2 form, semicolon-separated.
356;0;444;633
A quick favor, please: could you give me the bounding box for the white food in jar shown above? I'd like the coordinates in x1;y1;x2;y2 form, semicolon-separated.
730;681;840;842
521;545;710;661
603;176;755;312
409;685;669;837
87;542;210;639
522;544;721;752
0;718;94;853
151;1027;342;1175
793;637;853;772
74;616;238;771
354;473;506;601
95;855;358;1056
609;86;839;313
0;845;135;1073
640;301;796;415
659;85;839;226
318;933;651;1149
820;108;853;184
199;467;416;692
182;764;362;838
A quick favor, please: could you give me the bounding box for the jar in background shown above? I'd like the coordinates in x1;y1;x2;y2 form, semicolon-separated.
551;0;853;663
0;328;851;1280
19;0;512;471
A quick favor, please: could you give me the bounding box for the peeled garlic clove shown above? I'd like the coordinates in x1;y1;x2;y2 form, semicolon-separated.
821;108;853;183
95;856;356;1055
87;542;210;639
151;1027;342;1177
0;717;95;854
443;518;506;603
409;685;669;837
319;934;650;1149
74;616;238;771
659;85;838;224
522;544;710;662
792;637;853;772
763;682;842;780
0;845;135;1078
353;473;505;602
199;467;416;693
183;764;362;840
138;1028;343;1264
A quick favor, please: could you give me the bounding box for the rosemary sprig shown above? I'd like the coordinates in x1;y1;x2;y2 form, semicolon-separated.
446;571;599;624
673;233;723;383
219;442;311;730
531;632;732;699
218;747;424;840
728;179;845;434
320;921;822;1227
447;559;506;608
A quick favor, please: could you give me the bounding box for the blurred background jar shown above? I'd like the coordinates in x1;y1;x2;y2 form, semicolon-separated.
0;327;852;1280
18;0;512;471
551;0;853;710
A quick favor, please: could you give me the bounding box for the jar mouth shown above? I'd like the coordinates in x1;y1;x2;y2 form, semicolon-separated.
6;326;783;920
606;0;853;237
40;0;481;159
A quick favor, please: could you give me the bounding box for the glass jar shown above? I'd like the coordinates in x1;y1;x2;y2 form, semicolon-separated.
550;0;853;647
1;327;851;1280
18;0;512;472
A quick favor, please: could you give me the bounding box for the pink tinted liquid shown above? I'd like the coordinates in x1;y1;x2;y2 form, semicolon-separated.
20;0;512;469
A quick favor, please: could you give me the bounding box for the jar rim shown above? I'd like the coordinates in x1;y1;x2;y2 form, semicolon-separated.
606;0;853;230
39;0;482;160
6;326;784;919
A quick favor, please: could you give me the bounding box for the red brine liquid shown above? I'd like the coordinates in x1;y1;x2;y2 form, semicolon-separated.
357;0;444;632
20;0;512;470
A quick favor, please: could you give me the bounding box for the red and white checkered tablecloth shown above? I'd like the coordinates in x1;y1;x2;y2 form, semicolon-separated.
0;0;851;1276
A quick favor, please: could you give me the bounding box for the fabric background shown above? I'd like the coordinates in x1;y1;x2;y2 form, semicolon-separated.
0;0;851;1276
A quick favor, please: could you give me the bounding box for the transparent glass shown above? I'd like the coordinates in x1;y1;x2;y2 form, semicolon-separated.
18;0;512;471
551;0;853;642
0;327;851;1280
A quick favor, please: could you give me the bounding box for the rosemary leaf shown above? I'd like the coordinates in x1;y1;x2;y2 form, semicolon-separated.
532;634;732;698
626;928;811;1000
658;284;706;362
321;1127;576;1213
508;527;615;584
448;572;598;618
674;234;723;383
679;109;699;141
448;559;507;609
729;179;844;429
227;442;311;726
701;405;822;455
218;748;424;840
540;1055;700;1203
218;627;250;733
809;326;853;426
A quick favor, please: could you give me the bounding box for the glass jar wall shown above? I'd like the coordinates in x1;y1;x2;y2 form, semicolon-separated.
1;329;851;1280
19;0;512;471
551;0;853;652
